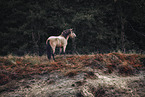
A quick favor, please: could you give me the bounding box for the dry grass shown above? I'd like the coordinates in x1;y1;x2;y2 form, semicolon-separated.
0;53;144;84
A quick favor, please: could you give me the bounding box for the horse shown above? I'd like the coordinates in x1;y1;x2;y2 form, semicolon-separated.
46;29;76;60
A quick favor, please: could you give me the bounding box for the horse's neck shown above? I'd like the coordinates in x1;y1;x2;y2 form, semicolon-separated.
60;35;70;40
66;36;70;40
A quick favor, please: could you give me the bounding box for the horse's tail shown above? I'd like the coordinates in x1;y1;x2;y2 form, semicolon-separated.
46;40;52;60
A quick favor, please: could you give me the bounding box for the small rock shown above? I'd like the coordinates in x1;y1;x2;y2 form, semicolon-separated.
47;79;55;84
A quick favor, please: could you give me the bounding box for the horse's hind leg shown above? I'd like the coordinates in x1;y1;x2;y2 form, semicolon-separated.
59;48;62;55
52;46;56;61
52;53;55;60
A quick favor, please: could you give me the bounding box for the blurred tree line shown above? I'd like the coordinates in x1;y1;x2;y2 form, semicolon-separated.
0;0;145;55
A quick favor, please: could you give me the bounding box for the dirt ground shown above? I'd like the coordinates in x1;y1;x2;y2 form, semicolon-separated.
0;68;145;97
0;53;145;97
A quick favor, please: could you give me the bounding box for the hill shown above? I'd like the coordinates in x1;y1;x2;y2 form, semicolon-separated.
0;53;145;96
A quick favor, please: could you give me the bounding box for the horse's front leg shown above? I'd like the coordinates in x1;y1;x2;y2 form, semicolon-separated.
63;45;69;64
63;46;66;58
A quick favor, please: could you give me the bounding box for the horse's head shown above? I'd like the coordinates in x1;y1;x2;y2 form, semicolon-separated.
69;29;76;38
61;29;76;38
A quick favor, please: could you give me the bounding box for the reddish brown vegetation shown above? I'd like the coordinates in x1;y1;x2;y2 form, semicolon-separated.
0;53;144;85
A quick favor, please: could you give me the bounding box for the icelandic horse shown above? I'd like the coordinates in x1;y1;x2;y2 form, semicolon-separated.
46;29;76;60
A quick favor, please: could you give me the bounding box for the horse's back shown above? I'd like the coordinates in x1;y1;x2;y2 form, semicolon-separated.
48;36;62;41
47;36;66;47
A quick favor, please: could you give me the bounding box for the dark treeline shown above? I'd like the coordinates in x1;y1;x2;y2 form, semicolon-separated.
0;0;145;55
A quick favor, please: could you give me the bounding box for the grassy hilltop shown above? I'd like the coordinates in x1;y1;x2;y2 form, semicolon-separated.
0;53;145;96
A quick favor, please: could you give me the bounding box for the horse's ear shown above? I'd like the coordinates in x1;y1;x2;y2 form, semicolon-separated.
70;28;73;31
